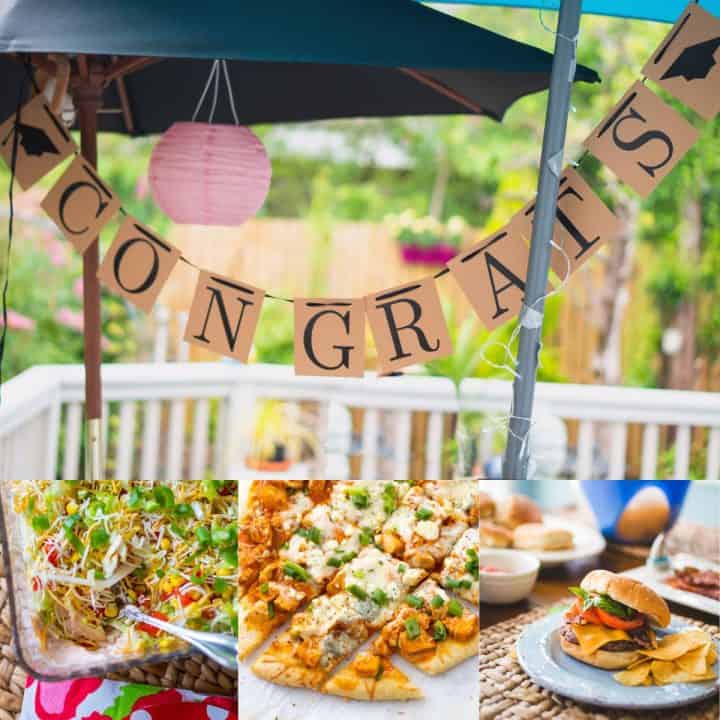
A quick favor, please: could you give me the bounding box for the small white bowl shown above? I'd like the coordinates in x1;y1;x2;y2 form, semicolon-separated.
478;549;540;605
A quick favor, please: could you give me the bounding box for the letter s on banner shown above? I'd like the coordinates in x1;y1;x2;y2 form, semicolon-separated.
294;298;365;377
97;215;181;312
184;270;265;363
365;277;452;374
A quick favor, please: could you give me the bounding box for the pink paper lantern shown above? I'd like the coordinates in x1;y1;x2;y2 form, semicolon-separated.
149;122;271;226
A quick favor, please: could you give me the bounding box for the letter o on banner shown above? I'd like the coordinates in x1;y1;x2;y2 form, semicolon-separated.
294;298;365;377
97;215;181;312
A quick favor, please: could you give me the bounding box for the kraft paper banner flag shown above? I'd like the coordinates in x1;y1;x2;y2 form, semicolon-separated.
448;227;532;331
365;277;452;374
184;270;265;362
41;155;122;253
294;298;365;377
0;94;77;190
511;167;621;278
584;81;699;198
643;3;720;121
97;215;181;313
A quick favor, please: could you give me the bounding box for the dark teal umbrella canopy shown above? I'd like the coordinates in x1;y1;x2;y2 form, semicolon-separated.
0;0;599;130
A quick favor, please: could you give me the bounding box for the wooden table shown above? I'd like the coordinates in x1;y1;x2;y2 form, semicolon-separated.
481;517;719;629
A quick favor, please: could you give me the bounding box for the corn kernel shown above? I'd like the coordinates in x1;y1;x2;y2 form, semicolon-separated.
217;567;232;577
104;603;119;618
158;636;175;651
66;501;79;515
160;538;171;551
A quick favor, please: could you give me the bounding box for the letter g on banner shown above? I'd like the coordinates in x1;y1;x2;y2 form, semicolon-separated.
294;298;365;377
97;215;181;312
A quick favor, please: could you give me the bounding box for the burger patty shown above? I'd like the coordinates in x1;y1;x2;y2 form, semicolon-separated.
561;624;655;651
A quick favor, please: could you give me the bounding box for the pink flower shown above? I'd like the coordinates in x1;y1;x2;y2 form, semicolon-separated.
73;277;84;299
47;239;69;267
0;309;35;331
55;307;84;332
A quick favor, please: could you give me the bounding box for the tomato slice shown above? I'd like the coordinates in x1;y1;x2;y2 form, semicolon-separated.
42;540;60;566
594;607;645;630
136;611;169;637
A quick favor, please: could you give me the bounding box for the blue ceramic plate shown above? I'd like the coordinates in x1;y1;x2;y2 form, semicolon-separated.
517;612;719;710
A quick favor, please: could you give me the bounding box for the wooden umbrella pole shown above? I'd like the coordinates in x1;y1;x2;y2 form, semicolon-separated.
72;58;105;480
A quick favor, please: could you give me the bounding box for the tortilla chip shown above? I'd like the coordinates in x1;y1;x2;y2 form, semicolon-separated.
639;630;711;660
614;660;653;686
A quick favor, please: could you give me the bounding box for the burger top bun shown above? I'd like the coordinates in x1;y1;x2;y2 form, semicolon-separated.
580;570;671;628
560;636;642;670
477;492;496;519
496;494;542;529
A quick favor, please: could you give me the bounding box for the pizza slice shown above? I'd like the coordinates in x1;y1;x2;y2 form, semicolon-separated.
238;480;331;596
327;480;411;529
423;480;481;525
323;651;423;701
251;547;427;689
439;527;479;605
378;485;468;570
371;578;479;675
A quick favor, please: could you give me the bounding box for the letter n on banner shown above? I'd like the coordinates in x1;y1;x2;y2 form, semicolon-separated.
510;167;621;278
97;215;181;313
448;228;531;331
642;2;720;121
42;155;122;253
294;298;365;377
184;270;265;362
365;277;452;375
584;81;698;198
0;94;77;190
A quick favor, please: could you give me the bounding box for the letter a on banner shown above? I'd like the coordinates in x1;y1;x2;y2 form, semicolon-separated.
184;270;265;362
97;215;181;313
584;81;699;198
511;167;621;278
294;298;365;377
448;227;533;331
0;95;77;190
642;3;720;121
365;277;452;374
42;155;122;252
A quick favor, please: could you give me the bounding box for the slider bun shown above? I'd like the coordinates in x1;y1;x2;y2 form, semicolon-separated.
496;494;543;529
513;523;574;551
477;492;496;519
581;570;671;628
478;521;513;548
560;636;641;670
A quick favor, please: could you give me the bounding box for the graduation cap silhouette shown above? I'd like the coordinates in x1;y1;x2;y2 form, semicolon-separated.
662;36;720;82
1;122;60;157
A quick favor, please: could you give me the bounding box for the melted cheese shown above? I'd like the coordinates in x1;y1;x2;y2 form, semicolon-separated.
571;623;631;655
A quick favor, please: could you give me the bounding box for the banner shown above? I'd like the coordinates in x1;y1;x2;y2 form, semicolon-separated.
0;1;714;378
294;298;365;377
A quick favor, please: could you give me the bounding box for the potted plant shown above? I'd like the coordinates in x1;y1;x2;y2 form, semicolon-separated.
391;211;465;266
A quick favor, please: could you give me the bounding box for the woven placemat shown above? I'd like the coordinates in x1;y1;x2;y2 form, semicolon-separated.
480;606;719;720
0;550;236;719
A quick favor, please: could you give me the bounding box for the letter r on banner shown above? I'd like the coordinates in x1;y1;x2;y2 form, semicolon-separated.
294;298;365;377
184;270;265;362
365;277;452;374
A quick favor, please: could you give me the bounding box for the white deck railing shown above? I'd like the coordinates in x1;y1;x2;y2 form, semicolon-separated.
0;362;718;481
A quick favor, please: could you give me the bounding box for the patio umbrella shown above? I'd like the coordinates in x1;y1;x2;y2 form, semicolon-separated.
0;0;599;479
430;0;716;479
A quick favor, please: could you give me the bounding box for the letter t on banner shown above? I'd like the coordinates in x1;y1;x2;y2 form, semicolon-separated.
365;277;452;374
294;298;365;377
185;270;265;362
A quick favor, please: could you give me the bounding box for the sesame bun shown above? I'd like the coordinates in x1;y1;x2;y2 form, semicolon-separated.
478;521;513;548
560;636;642;670
581;570;671;628
513;523;574;551
477;492;496;519
496;494;543;530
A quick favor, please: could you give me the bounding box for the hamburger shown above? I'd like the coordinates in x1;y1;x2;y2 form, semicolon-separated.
560;570;671;670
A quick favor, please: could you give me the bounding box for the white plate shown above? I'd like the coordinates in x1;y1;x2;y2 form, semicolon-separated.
623;554;720;618
517;612;719;710
511;517;606;567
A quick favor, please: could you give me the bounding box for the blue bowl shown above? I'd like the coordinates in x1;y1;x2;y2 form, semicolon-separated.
580;480;691;545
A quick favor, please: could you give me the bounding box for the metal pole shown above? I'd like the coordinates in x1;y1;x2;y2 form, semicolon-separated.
502;0;582;480
73;60;105;480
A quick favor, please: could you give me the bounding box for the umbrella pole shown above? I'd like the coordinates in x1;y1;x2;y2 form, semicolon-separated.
73;62;104;481
502;0;583;480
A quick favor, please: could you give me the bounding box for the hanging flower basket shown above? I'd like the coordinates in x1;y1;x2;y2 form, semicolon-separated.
390;211;465;266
